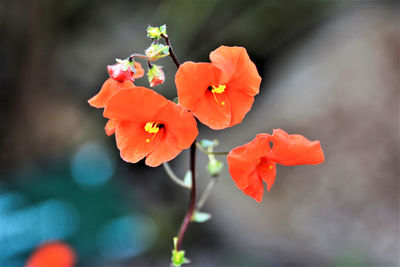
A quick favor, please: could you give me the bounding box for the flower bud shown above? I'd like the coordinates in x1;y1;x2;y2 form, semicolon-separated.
207;158;223;177
146;24;167;40
171;237;190;267
145;43;170;61
108;59;144;82
147;64;165;87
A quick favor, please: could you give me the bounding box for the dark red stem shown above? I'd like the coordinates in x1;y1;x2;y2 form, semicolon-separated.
176;142;196;250
163;33;194;250
161;34;180;69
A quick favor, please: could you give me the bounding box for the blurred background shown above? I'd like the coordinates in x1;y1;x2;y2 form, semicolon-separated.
0;0;398;266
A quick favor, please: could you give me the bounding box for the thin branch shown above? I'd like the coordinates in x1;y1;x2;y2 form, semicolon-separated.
195;177;218;211
161;33;180;69
176;142;197;250
163;162;191;189
195;142;229;155
128;53;149;62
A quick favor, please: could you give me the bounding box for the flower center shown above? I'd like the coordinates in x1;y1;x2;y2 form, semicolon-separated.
144;122;163;142
208;85;226;106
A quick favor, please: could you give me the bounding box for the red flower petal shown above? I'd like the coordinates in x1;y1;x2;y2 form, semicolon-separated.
191;91;232;130
104;87;168;123
210;46;261;96
88;79;134;108
115;121;163;164
133;62;145;79
241;170;264;202
269;129;325;166
257;158;276;191
176;62;221;108
104;119;119;136
145;132;182;167
154;101;198;149
227;135;270;189
227;88;255;126
25;242;75;267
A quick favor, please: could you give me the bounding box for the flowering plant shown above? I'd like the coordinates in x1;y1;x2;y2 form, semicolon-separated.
88;24;324;266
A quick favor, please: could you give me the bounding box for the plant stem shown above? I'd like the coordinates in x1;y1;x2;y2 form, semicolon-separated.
161;34;180;69
196;177;218;211
176;142;197;250
128;53;149;61
163;162;191;189
195;142;229;155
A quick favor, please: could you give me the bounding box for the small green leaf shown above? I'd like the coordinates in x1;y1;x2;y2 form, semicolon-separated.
173;97;179;104
191;210;212;223
159;24;167;36
183;171;192;187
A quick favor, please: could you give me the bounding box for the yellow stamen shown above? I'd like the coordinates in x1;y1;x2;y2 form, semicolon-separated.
269;165;273;170
209;85;226;105
211;85;226;94
145;122;160;134
144;122;162;142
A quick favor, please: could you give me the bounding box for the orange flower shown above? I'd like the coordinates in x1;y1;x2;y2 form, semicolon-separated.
25;242;75;267
88;60;144;136
175;46;261;130
104;87;198;167
227;129;324;202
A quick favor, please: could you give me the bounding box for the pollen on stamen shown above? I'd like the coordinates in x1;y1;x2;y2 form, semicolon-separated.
269;165;273;170
221;101;225;105
146;139;150;143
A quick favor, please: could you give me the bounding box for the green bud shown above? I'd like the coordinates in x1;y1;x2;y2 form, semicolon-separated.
146;24;167;40
207;159;224;177
145;43;170;61
171;237;190;267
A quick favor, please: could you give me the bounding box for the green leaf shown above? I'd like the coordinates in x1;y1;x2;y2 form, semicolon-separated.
191;210;212;223
183;171;192;187
172;97;179;104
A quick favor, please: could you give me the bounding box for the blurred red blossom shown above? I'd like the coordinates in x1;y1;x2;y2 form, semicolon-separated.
25;242;75;267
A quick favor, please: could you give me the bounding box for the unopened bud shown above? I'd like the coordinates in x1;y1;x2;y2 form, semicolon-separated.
147;64;165;87
145;44;170;61
146;24;167;40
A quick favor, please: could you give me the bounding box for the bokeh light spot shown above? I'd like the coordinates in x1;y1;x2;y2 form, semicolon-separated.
96;215;157;260
71;142;115;187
